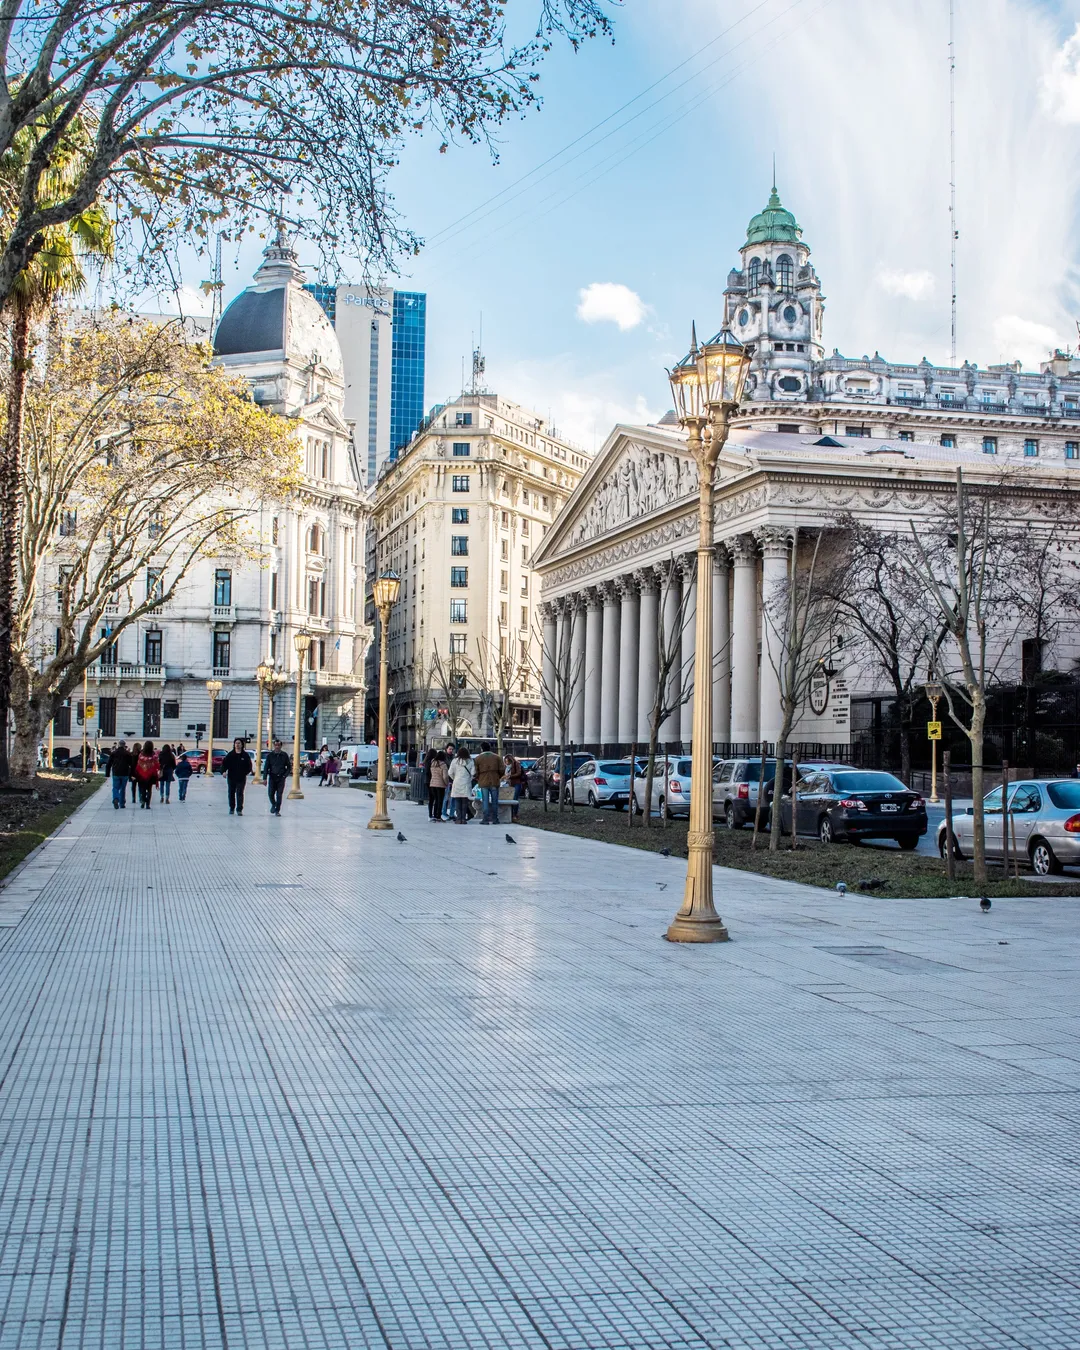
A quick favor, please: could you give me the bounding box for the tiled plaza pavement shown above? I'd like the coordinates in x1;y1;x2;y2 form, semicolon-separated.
0;779;1079;1350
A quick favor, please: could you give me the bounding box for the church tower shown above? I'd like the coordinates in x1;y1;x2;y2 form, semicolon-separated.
723;185;824;404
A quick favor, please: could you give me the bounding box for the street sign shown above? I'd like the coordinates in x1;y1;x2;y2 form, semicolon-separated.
927;721;942;740
84;702;94;718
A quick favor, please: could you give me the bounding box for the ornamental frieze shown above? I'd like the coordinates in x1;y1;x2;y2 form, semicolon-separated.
566;441;696;546
545;511;697;590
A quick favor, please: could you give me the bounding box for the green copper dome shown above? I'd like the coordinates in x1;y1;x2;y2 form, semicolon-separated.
745;187;802;245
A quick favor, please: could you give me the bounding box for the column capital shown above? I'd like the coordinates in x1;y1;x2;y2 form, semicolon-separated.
713;541;732;570
585;585;604;611
729;533;757;566
676;554;697;584
616;574;639;600
539;600;558;623
754;525;793;559
634;566;659;594
600;579;621;606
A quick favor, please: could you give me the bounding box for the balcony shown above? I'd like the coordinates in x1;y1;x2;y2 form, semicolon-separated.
91;662;165;684
893;394;924;406
308;670;365;695
212;603;236;623
103;602;120;616
212;666;231;680
980;402;1009;414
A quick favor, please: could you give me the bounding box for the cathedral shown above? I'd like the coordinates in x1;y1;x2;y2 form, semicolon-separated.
531;187;1080;760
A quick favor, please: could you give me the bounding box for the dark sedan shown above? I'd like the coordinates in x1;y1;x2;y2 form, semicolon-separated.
781;769;927;848
526;752;591;802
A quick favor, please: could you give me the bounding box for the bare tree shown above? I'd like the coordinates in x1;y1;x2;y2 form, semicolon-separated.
641;560;694;828
407;642;437;757
534;600;583;813
430;641;470;742
467;624;530;760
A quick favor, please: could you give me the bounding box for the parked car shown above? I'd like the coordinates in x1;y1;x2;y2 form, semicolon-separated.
713;757;795;829
526;752;592;801
632;758;694;819
339;744;380;778
781;768;927;848
180;747;227;774
566;758;644;809
937;778;1080;875
390;752;409;781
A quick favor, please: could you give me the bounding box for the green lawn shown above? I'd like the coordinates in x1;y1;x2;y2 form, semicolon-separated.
0;773;101;885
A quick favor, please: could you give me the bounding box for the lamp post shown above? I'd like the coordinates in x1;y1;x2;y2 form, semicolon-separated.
265;666;288;752
368;569;401;831
205;679;223;775
664;325;752;943
289;630;311;799
253;661;271;783
924;680;944;803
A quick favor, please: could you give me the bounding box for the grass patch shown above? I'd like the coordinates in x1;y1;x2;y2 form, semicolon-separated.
517;798;1080;899
0;772;101;885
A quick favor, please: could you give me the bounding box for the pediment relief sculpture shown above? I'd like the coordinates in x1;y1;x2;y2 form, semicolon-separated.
568;442;697;547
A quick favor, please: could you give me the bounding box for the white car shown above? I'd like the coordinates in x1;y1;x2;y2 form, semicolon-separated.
566;758;642;809
632;758;693;819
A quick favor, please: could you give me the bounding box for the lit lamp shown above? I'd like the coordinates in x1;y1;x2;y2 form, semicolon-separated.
664;324;752;943
289;629;312;799
367;569;401;831
205;679;223;776
253;661;271;784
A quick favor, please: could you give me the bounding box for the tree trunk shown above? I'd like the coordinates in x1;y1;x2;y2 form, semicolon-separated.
557;737;566;813
769;723;793;852
969;693;987;886
9;662;44;786
899;716;912;787
644;722;660;828
0;298;32;786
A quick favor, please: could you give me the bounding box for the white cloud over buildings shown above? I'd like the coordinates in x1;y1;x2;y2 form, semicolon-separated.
576;282;647;331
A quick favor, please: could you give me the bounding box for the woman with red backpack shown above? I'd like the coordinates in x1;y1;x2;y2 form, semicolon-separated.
134;740;160;810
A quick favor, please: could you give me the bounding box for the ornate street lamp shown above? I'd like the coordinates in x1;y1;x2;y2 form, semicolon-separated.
205;679;223;777
253;661;271;784
664;325;752;943
288;629;312;800
924;680;944;804
368;570;401;831
265;665;289;750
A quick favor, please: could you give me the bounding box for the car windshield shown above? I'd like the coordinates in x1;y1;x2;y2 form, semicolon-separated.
1047;782;1080;809
598;763;628;775
832;772;908;793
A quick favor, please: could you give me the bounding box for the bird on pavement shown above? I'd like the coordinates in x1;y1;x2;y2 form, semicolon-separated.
505;834;516;844
661;848;671;858
980;895;991;912
397;831;406;842
836;881;847;896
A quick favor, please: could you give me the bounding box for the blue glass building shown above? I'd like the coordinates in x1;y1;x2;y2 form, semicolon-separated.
390;292;426;460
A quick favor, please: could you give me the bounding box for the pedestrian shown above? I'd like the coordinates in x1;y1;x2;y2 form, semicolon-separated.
441;743;456;819
428;751;448;821
221;738;253;815
37;740;47;769
316;743;331;786
504;752;526;823
174;746;193;801
134;740;160;809
158;743;176;803
473;741;503;826
325;752;341;787
108;740;132;810
448;745;475;825
264;739;291;815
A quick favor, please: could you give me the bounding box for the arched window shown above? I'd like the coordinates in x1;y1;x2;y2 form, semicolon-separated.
776;254;794;291
747;257;762;290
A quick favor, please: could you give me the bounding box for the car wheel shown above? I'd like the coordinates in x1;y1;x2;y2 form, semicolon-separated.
587;791;598;808
938;831;964;860
725;803;741;831
819;816;834;845
1030;838;1063;876
631;794;643;816
897;834;919;851
658;795;666;818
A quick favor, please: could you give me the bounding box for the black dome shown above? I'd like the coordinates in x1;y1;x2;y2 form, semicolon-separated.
213;287;285;357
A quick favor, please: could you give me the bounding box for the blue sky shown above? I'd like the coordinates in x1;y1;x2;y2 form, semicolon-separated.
141;0;1080;449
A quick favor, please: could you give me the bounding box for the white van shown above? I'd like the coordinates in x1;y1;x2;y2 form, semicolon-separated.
339;744;380;777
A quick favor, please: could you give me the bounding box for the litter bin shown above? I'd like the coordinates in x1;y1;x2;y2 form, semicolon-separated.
407;766;426;804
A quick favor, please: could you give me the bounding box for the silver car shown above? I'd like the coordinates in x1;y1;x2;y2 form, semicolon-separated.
937;778;1080;875
632;757;693;819
567;758;642;810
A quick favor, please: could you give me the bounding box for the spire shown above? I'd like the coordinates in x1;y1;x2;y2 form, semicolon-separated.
252;226;306;290
744;184;802;245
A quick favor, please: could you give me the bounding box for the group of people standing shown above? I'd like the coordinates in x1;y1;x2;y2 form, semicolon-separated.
107;741;191;809
422;742;526;825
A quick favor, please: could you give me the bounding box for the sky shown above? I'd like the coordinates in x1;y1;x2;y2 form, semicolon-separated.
132;0;1080;451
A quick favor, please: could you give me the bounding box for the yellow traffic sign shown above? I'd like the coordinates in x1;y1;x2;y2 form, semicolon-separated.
84;702;95;719
927;721;942;740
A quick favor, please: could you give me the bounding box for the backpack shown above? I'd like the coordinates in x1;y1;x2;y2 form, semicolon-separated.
135;754;158;782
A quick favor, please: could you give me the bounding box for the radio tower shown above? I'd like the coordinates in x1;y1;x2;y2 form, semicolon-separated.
949;0;958;362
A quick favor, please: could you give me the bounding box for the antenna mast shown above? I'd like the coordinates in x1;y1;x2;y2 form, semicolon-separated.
949;0;957;362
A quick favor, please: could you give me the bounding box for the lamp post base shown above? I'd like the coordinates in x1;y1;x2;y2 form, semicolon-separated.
367;812;393;831
287;788;304;800
664;913;730;943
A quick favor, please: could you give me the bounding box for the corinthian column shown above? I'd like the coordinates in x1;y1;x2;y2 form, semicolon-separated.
757;526;792;746
541;601;557;743
600;581;621;746
658;562;682;747
583;587;603;745
617;576;640;744
729;534;759;744
679;555;697;746
569;595;586;744
636;568;659;744
712;546;731;747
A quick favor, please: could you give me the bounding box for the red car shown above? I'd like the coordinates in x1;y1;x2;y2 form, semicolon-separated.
180;748;228;774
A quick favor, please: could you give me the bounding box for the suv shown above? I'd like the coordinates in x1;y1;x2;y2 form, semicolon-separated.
526;752;591;802
713;758;794;830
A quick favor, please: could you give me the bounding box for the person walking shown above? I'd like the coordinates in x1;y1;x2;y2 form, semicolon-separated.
448;745;475;825
474;741;503;826
109;740;132;810
264;739;291;815
134;741;160;809
325;752;341;787
441;743;456;820
221;738;253;815
174;748;193;802
504;752;526;823
316;744;331;786
428;751;448;821
158;743;176;803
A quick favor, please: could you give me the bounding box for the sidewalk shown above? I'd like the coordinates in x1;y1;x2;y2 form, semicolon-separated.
0;777;1078;1348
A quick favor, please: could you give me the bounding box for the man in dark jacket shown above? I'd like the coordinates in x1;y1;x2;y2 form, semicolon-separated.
264;740;291;816
109;741;131;810
220;738;254;815
473;741;503;825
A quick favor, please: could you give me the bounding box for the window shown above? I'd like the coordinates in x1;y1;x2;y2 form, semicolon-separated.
451;535;469;556
452;442;470;457
844;426;869;438
1024;439;1039;457
450;567;468;587
778;423;800;434
500;601;508;625
271;516;279;545
54;704;71;737
452;475;470;492
522;489;529;506
146;568;162;606
100;627;118;666
451;507;469;524
783;306;797;325
501;511;509;527
747;256;761;289
450;599;468;623
214;569;232;606
307;577;319;615
501;539;509;561
144;629;162;665
307;523;323;553
212;630;231;670
98;696;116;737
898;431;914;442
270;631;278;660
59;510;77;537
521;519;530;537
1067;442;1079;460
776;254;794;290
449;634;467;654
163;701;179;720
455;411;473;427
500;570;508;592
940;434;956;449
520;606;528;629
522;545;529;563
270;571;278;608
779;376;800;393
212;698;229;738
148;511;163;541
143;698;161;738
983;437;997;455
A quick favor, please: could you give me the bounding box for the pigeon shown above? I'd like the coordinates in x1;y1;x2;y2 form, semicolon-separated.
656;882;668;891
661;848;671;858
397;831;406;842
980;895;991;912
505;834;516;844
836;881;847;897
856;878;887;892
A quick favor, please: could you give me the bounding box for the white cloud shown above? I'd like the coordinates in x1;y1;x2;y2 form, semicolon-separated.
576;282;647;331
1041;23;1080;124
991;314;1061;366
876;267;936;301
495;352;661;451
135;283;214;318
